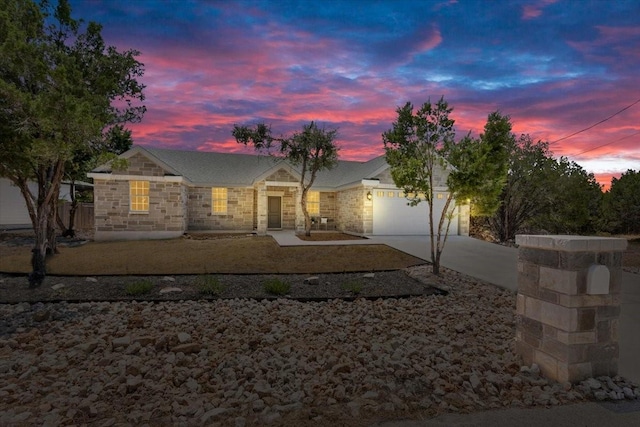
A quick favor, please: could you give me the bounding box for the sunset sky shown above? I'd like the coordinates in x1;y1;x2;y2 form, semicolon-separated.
73;0;639;189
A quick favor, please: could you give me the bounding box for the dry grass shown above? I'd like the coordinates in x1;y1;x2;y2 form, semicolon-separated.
0;236;424;276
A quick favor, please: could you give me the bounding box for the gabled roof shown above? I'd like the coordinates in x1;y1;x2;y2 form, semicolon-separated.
95;145;391;188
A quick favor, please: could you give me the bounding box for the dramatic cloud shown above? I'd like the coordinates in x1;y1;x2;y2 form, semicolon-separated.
72;0;639;189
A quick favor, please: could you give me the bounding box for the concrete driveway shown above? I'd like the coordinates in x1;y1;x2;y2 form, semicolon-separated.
370;235;519;291
371;234;639;384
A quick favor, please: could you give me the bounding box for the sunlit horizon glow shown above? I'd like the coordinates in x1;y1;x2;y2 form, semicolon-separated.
73;0;639;191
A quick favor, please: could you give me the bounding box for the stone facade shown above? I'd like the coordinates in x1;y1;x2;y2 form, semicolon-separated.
187;187;254;231
91;149;469;240
93;178;186;240
118;153;166;177
515;235;628;383
336;186;372;234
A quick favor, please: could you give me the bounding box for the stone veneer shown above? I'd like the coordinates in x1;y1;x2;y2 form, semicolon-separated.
515;235;628;383
93;179;186;240
336;186;372;234
187;187;254;231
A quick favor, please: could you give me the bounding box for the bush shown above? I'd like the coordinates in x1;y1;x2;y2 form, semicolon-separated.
125;280;154;296
341;280;363;294
195;275;225;296
263;278;291;295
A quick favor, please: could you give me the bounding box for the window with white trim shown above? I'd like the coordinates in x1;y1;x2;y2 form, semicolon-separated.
307;191;320;215
212;187;228;214
130;181;149;212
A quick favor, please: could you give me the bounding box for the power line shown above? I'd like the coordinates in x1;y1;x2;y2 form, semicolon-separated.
549;97;640;145
572;130;640;156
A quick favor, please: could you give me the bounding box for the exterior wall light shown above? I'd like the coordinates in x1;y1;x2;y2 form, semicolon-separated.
366;191;372;201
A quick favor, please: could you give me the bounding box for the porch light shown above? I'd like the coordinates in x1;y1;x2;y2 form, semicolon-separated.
366;191;372;201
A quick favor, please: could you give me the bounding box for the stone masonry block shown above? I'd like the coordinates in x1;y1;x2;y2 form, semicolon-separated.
516;294;525;315
556;330;596;345
597;305;621;320
541;337;569;362
559;251;598;270
577;308;595;331
518;315;543;339
536;298;577;331
519;248;559;269
534;349;559;380
539;266;578;295
567;362;594;383
597;320;612;343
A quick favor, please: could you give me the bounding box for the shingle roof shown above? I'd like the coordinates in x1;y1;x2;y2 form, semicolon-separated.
143;147;286;186
100;146;390;188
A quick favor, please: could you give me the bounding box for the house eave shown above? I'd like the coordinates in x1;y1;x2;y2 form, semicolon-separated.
87;172;187;184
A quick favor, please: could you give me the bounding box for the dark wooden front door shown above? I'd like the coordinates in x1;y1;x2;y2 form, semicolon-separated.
267;196;282;229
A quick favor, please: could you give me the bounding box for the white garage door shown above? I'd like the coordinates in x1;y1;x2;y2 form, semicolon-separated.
372;189;458;235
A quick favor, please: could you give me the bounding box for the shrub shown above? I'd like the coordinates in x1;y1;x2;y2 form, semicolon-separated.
263;278;291;295
341;280;363;295
125;280;154;296
196;275;225;296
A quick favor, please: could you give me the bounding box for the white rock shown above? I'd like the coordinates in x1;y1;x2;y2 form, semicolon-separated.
160;287;183;294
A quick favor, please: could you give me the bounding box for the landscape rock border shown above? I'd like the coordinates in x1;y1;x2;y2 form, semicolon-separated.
1;265;637;426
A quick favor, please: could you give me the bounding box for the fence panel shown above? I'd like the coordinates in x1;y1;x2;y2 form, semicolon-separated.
59;202;94;230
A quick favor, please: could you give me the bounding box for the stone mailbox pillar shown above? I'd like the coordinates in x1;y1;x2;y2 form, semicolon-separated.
515;235;628;383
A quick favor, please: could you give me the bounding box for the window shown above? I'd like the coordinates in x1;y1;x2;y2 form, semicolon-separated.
307;191;319;215
388;191;395;198
437;193;444;199
130;181;149;212
377;191;385;197
212;188;227;214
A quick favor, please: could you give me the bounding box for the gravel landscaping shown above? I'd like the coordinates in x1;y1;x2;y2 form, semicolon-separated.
1;266;638;426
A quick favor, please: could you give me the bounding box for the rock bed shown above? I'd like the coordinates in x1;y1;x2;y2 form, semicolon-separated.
0;267;638;426
0;270;435;304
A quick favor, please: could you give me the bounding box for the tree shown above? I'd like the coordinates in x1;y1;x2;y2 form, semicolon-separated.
486;135;555;242
533;157;602;235
232;121;339;236
383;98;508;274
601;169;640;234
486;136;604;242
56;124;133;237
0;0;145;286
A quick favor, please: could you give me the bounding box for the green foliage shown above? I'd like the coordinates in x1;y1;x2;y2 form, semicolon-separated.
533;157;602;234
487;135;553;242
263;278;291;295
195;275;225;296
486;135;604;242
233;121;339;236
125;280;154;296
601;169;640;234
0;0;145;286
383;98;509;274
341;280;363;294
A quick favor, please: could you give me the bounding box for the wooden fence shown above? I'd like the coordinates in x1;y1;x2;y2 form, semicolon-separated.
58;202;94;230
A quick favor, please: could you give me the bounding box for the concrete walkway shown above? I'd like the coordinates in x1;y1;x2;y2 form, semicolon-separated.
269;231;640;425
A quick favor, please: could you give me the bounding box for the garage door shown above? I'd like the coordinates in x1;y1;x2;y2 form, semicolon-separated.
372;189;458;235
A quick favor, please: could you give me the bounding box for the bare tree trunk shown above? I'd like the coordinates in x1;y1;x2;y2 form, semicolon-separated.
29;203;50;287
301;188;312;237
57;182;77;238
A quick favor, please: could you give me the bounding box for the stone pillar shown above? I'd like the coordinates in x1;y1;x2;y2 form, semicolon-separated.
515;235;627;383
255;182;267;236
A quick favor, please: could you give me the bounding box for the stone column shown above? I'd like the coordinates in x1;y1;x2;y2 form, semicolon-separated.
515;235;627;383
255;182;267;236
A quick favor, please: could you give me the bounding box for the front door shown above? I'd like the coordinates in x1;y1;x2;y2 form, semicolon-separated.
267;196;282;229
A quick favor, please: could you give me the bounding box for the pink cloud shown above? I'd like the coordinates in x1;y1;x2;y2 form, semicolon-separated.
522;0;558;20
